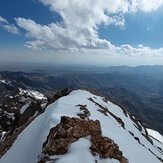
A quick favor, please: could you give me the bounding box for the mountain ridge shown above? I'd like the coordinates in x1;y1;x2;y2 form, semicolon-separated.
1;89;162;163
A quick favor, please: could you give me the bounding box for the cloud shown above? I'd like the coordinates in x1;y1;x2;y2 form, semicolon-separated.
74;44;163;57
129;0;163;12
4;0;163;57
0;16;8;23
0;16;19;34
15;0;129;51
119;44;163;56
2;24;20;34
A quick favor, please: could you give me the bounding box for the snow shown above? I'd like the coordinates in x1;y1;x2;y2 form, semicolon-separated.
53;138;95;163
0;79;6;84
1;90;163;163
0;131;6;142
9;95;13;99
19;96;27;102
0;79;10;85
20;103;30;114
4;111;15;120
19;88;47;101
51;137;119;163
147;128;163;144
147;128;163;154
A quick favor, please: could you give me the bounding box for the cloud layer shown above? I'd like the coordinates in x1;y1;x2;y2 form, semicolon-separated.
1;0;163;57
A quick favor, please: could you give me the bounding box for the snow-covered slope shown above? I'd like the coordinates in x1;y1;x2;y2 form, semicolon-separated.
147;129;163;144
1;90;163;163
147;128;163;155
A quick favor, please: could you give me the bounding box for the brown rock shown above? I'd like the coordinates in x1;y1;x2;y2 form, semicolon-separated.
39;116;128;163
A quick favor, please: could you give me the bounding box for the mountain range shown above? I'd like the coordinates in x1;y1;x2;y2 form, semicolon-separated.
0;65;163;134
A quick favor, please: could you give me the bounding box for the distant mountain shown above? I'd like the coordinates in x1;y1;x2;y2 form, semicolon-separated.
0;90;162;163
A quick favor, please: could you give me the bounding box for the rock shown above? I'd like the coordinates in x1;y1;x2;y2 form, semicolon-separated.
39;116;128;163
48;88;71;104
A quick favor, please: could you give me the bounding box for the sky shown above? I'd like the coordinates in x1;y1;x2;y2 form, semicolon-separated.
1;0;163;66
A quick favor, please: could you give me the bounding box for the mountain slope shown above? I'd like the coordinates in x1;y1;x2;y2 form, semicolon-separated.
1;90;163;163
0;87;47;146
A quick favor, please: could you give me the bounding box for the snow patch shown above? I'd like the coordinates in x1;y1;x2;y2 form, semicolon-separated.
19;88;47;101
0;131;7;142
0;79;10;85
0;79;6;84
20;103;30;114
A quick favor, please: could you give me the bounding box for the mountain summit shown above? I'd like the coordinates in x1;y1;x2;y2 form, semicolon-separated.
1;90;163;163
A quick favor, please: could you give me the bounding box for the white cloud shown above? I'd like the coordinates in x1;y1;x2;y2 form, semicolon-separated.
129;0;163;12
119;44;163;56
78;44;163;57
25;40;45;51
0;16;19;34
15;0;130;51
0;16;8;23
4;0;163;57
2;24;20;34
15;17;111;50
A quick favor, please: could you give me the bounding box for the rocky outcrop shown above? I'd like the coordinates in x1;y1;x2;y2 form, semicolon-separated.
76;104;90;119
0;91;46;134
47;88;71;104
39;116;128;163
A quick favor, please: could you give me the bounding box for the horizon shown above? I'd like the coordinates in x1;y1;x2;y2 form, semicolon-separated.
1;61;163;72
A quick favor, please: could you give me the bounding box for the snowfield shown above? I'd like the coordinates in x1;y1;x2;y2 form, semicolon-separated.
1;90;163;163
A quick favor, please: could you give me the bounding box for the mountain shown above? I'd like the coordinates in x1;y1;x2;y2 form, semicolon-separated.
0;90;162;163
0;66;163;135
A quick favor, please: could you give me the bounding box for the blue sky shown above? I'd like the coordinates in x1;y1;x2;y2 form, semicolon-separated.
0;0;55;48
100;11;163;48
1;0;163;66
